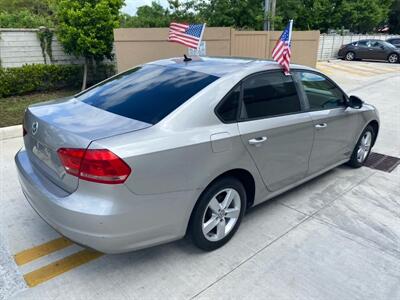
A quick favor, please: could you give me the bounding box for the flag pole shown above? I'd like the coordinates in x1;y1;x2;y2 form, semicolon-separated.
197;23;206;51
288;19;293;45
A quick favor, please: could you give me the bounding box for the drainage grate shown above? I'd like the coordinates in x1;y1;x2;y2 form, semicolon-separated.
364;152;400;173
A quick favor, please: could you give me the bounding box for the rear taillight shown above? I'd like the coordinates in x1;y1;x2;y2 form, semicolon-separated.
57;148;131;184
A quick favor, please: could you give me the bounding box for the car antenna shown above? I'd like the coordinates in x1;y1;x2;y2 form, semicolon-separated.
183;54;192;62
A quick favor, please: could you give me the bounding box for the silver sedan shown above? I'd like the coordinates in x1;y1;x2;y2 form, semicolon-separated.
15;57;379;253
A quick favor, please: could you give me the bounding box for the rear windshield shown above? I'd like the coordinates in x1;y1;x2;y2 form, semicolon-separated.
76;64;218;124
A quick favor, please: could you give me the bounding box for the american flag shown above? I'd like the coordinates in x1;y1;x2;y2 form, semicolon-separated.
272;20;293;75
168;22;206;49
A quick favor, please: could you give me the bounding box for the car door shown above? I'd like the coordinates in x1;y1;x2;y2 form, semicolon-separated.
354;40;370;59
369;41;388;60
294;70;361;175
237;71;314;192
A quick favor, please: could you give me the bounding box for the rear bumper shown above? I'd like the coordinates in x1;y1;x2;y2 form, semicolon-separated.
15;149;198;253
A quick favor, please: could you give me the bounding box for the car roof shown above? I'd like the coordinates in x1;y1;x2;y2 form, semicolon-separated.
148;56;311;77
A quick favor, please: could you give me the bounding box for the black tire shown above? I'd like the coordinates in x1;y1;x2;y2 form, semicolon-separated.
388;53;399;64
347;125;375;168
190;177;246;251
345;51;355;61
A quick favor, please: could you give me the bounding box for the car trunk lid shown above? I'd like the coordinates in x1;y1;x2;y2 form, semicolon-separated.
24;97;151;193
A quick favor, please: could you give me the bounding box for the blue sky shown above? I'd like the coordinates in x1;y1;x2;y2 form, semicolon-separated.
122;0;168;15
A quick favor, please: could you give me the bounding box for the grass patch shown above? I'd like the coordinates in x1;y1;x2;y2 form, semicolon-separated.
0;89;78;128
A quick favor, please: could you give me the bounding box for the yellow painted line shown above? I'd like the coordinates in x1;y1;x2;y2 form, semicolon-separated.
24;249;103;287
329;63;398;75
14;237;73;266
321;64;371;77
344;65;394;74
316;67;334;76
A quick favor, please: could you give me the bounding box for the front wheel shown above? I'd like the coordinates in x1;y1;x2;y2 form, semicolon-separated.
347;125;375;168
388;53;399;64
190;177;246;251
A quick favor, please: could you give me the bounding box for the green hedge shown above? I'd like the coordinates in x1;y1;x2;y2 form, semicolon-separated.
0;63;115;98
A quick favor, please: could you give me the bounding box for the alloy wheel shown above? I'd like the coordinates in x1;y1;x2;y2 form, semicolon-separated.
388;54;398;63
202;188;241;242
357;131;372;163
346;52;355;61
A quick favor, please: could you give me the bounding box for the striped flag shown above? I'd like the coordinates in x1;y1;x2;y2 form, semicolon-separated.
168;22;206;50
272;20;293;75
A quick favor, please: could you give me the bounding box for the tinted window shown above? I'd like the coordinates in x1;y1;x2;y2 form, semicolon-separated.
357;40;369;47
370;41;383;48
77;65;218;124
216;85;240;122
382;41;397;49
242;72;301;119
299;72;346;110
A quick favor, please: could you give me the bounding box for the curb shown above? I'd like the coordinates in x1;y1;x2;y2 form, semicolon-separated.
0;125;22;141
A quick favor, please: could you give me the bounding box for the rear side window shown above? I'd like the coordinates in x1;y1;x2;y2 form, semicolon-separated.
299;71;346;110
241;72;301;120
77;65;218;124
216;85;240;122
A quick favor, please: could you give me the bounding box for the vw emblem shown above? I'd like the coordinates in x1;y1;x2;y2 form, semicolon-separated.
32;121;39;135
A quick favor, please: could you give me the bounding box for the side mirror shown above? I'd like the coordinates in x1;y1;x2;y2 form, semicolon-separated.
380;45;385;50
347;95;363;109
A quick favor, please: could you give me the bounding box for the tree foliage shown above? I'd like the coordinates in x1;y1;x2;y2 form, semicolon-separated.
120;1;199;28
389;0;400;33
0;9;54;28
121;0;397;34
0;0;53;15
0;0;54;28
55;0;123;89
196;0;264;29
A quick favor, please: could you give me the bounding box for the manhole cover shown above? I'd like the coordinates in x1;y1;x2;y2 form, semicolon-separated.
364;152;400;173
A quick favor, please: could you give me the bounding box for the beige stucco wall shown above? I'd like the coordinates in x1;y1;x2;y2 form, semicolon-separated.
114;27;319;72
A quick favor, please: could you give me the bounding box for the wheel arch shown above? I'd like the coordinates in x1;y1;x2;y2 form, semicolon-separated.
368;120;379;146
186;168;256;234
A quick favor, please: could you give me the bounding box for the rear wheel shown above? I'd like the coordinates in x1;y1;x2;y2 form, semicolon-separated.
190;177;246;251
347;125;375;168
388;53;399;63
345;51;355;61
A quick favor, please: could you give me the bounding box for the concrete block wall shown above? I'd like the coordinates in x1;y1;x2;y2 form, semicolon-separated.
318;34;400;60
0;29;82;68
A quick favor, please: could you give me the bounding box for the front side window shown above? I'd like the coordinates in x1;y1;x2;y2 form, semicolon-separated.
299;71;346;110
77;65;218;124
370;41;383;48
241;72;301;120
216;85;240;122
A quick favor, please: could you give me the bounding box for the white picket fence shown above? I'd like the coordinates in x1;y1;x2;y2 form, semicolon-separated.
318;34;400;61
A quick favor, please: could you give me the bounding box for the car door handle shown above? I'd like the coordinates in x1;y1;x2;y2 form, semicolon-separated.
248;136;267;145
315;123;327;129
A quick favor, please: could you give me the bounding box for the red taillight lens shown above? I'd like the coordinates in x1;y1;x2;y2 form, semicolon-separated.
57;148;131;184
57;148;86;176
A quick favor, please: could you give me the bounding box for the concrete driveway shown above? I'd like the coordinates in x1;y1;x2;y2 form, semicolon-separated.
1;60;399;300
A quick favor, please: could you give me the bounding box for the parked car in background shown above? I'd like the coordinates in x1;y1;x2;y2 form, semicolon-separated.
386;37;400;48
338;39;400;63
15;57;380;253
